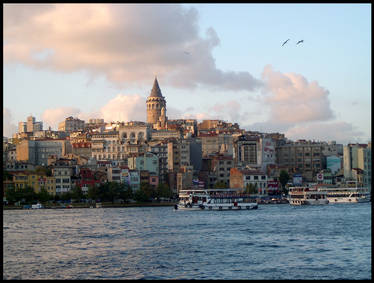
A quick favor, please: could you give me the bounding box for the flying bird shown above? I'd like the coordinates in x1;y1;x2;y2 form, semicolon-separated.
296;40;304;45
282;39;290;46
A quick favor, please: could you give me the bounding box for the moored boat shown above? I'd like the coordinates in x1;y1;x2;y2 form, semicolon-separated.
288;187;329;206
176;189;258;210
316;186;370;203
31;203;43;209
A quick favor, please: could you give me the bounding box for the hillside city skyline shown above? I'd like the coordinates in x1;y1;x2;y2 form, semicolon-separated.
9;75;370;147
4;4;371;145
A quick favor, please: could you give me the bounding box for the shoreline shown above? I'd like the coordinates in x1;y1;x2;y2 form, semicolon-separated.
3;202;177;210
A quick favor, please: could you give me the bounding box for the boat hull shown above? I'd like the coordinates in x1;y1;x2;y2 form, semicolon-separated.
175;203;258;210
327;197;370;203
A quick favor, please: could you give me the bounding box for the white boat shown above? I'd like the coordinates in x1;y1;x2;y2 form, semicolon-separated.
316;187;370;204
175;189;258;210
31;203;43;209
288;187;329;206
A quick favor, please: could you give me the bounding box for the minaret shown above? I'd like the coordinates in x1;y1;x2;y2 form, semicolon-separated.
146;77;166;125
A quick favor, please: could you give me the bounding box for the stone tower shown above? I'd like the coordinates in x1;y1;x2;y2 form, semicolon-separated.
146;77;166;125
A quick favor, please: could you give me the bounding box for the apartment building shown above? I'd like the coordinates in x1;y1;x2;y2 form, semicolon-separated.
16;139;69;166
210;153;234;187
53;166;73;195
91;132;124;161
233;135;261;169
18;116;43;133
343;143;368;180
127;152;159;176
230;168;268;194
148;140;168;183
10;171;55;195
276;140;324;182
58;116;85;132
199;132;234;157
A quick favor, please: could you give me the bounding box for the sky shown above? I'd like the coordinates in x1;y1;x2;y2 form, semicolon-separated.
3;3;371;145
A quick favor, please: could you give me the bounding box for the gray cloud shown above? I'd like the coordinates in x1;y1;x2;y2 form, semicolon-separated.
3;108;18;138
4;4;262;92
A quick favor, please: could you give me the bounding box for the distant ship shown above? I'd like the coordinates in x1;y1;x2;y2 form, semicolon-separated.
288;187;329;205
175;189;258;210
316;186;370;203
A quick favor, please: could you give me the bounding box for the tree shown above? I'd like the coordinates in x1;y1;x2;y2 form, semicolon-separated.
279;170;290;194
140;182;155;200
60;191;72;202
37;187;51;203
87;185;100;202
134;189;149;202
71;185;84;202
3;170;13;181
107;182;122;203
157;183;172;199
133;182;154;202
22;186;38;204
119;183;133;202
5;187;20;204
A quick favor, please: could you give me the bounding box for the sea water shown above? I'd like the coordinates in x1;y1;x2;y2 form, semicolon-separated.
3;202;371;279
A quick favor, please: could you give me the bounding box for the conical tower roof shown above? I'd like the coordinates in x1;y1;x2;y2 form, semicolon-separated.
149;77;163;98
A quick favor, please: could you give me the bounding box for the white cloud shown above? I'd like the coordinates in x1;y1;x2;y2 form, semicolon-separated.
285;121;367;144
240;65;368;145
4;4;262;92
99;94;146;122
42;107;81;130
261;65;335;124
3;108;18;138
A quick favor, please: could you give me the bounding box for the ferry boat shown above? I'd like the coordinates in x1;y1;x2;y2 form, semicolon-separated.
316;187;370;203
288;187;329;206
175;189;258;210
31;203;43;209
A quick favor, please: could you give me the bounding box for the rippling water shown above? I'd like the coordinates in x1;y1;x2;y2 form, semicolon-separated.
3;203;371;280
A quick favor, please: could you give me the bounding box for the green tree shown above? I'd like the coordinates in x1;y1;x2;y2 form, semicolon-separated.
140;182;155;200
107;182;122;203
119;183;133;202
157;183;172;199
22;186;38;204
279;170;290;194
134;188;149;202
37;187;51;203
5;187;20;204
60;191;72;202
3;170;13;181
71;185;84;202
87;185;100;202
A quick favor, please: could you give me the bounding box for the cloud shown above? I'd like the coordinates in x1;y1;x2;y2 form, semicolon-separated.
41;94;146;129
240;65;368;144
261;65;335;124
284;121;367;144
3;108;18;138
99;94;146;122
42;107;81;130
4;4;261;92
